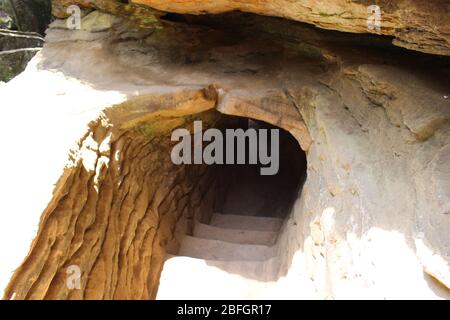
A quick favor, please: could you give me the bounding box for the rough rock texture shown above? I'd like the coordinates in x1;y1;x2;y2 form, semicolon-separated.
52;0;450;56
0;11;449;299
3;111;221;299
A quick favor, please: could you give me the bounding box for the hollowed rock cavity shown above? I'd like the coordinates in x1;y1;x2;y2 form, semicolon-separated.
0;8;449;300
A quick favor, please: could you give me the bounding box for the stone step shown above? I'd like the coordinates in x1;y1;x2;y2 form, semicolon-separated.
193;222;277;246
210;213;283;231
179;235;276;261
156;255;279;299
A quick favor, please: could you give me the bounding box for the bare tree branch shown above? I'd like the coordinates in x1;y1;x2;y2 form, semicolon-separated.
0;29;45;41
0;47;41;55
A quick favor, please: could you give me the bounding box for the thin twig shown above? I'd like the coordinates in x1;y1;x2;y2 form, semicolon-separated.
0;47;41;55
0;29;45;41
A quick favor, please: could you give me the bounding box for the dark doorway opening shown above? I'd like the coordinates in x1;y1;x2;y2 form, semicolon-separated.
213;117;307;220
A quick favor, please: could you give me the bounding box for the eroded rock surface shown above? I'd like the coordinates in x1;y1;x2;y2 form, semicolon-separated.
0;10;449;299
53;0;450;56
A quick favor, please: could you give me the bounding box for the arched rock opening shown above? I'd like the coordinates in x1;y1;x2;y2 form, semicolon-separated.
212;118;307;220
3;105;310;300
1;7;449;300
155;116;308;299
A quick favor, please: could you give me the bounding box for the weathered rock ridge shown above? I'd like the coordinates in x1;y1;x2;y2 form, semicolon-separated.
0;11;449;299
53;0;450;56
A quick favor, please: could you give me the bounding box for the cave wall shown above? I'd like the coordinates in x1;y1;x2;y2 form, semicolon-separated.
272;65;450;299
0;10;448;299
3;107;221;299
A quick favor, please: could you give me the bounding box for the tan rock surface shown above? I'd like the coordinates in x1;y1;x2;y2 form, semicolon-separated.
51;0;450;56
0;11;449;299
131;0;450;56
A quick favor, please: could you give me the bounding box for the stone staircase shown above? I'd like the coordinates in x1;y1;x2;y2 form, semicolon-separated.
156;213;283;299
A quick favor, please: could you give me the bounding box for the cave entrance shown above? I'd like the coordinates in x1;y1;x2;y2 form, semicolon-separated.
157;114;307;298
211;117;307;221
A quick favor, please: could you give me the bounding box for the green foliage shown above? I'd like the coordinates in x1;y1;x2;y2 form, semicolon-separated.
0;49;36;81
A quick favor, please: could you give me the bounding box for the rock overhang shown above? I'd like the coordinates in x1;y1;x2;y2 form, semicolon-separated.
0;5;449;299
52;0;450;56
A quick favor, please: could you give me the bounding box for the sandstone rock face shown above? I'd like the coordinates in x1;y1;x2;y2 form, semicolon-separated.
130;0;450;56
3;112;220;299
51;0;450;56
0;11;449;299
